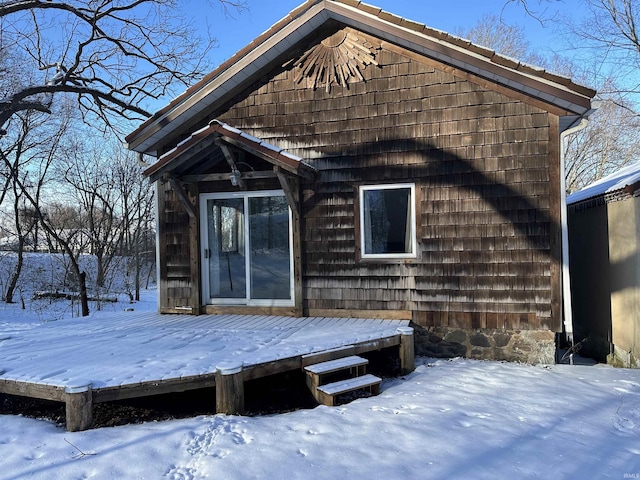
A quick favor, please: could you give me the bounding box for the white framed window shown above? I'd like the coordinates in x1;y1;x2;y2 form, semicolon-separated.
359;183;416;259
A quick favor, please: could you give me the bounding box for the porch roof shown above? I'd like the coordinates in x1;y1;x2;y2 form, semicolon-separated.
143;120;318;183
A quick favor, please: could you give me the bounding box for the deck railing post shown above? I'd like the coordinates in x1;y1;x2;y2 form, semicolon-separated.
65;383;93;432
215;362;245;415
397;327;415;375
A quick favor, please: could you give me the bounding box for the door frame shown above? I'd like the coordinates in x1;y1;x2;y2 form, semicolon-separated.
199;189;295;307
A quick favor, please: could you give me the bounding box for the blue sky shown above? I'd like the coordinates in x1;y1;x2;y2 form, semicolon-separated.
191;0;581;67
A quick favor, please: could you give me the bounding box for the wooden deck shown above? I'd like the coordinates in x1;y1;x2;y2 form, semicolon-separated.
0;313;413;431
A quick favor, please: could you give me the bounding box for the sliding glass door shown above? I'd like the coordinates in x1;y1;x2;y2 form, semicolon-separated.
200;191;293;306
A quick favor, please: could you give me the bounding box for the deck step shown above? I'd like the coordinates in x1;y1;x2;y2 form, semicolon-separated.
304;355;381;406
304;355;368;375
316;374;382;406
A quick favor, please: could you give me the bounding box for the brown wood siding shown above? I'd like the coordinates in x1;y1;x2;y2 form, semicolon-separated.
160;27;561;331
157;180;197;312
218;29;559;330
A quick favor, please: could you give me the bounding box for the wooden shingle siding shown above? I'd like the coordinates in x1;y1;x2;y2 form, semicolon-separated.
211;27;559;330
149;26;560;330
157;181;196;311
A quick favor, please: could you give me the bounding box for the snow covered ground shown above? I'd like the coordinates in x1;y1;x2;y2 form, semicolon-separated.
1;280;640;478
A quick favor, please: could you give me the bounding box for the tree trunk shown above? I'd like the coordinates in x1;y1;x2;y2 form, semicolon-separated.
5;238;24;304
96;253;105;288
134;248;141;301
79;271;90;317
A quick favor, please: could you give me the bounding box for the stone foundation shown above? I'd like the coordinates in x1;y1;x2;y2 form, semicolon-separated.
412;325;556;364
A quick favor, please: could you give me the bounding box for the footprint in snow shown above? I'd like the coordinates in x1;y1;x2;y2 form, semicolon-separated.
613;416;635;435
619;380;640;389
23;450;45;461
167;417;258;480
185;418;253;458
369;406;406;415
164;464;196;480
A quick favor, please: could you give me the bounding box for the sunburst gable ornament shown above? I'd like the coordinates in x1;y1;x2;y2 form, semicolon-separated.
294;30;380;92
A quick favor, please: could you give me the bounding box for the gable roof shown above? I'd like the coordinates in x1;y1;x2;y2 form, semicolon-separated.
144;120;318;182
126;0;596;156
567;161;640;205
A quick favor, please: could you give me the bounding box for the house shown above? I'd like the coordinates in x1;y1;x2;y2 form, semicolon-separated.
567;161;640;367
125;0;596;364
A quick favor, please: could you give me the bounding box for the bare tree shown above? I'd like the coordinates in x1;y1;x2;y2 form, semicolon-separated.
50;134;155;305
503;0;563;23
1;0;245;316
110;147;155;301
0;103;71;304
56;134;155;299
564;93;640;193
0;97;96;315
562;0;640;110
0;0;244;135
57;134;121;290
454;13;547;66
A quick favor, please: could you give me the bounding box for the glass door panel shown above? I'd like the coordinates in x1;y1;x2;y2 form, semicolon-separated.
248;196;291;300
206;198;246;300
201;191;293;306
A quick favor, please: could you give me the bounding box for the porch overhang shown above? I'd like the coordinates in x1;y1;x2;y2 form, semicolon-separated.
143;120;318;184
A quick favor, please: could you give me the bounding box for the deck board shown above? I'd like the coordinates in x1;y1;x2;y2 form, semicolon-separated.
0;312;409;398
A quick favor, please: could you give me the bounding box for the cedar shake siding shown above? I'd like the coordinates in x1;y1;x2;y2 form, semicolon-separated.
214;29;560;331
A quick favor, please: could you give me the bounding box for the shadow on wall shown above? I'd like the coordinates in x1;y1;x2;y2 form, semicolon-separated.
305;136;557;256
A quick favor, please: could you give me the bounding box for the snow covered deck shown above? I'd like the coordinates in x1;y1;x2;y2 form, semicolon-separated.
0;312;412;431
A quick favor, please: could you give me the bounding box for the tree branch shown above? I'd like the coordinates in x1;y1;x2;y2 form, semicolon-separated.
0;0;229;135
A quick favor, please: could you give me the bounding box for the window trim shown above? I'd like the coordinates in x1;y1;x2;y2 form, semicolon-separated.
358;183;417;260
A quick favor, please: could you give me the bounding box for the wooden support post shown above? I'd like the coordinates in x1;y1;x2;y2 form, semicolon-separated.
398;327;415;375
167;177;196;219
275;167;299;216
65;383;93;432
215;363;245;415
189;182;201;315
275;168;303;316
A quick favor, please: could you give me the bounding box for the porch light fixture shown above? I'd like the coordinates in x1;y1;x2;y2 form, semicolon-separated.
230;168;242;187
